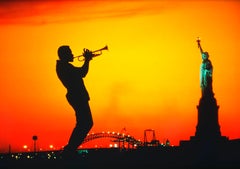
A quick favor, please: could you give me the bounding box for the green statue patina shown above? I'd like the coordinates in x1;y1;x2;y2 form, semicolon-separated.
197;37;213;97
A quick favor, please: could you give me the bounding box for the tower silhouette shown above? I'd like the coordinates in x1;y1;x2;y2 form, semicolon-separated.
32;135;38;153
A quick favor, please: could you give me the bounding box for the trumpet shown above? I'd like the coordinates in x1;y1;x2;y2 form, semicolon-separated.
74;45;108;61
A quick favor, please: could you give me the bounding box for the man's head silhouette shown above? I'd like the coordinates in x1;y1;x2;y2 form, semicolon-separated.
58;45;73;62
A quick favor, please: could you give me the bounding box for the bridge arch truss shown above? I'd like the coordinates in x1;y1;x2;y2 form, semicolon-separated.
82;131;142;148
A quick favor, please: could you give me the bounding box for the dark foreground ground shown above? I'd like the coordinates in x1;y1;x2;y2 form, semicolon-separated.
1;145;240;169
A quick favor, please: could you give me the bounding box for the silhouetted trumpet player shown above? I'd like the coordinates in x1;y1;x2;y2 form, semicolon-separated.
56;45;107;159
74;45;108;61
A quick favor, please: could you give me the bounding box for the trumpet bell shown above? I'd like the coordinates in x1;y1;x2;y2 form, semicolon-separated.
102;45;108;50
96;45;108;52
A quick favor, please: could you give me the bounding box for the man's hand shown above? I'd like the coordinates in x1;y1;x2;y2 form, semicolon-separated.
83;48;93;61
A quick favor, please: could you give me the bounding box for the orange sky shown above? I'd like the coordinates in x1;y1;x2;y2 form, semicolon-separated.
0;0;240;153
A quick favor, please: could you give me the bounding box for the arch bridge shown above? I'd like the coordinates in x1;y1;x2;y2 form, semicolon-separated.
82;131;143;148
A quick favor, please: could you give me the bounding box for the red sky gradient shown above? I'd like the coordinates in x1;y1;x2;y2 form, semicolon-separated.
0;0;240;153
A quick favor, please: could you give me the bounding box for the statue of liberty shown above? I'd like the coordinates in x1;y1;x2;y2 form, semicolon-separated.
197;37;213;97
179;38;227;146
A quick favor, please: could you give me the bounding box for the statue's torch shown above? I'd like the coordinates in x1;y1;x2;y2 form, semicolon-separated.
196;37;203;53
196;37;201;48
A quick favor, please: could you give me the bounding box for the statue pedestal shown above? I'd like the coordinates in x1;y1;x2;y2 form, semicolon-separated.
180;94;228;147
195;94;221;139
